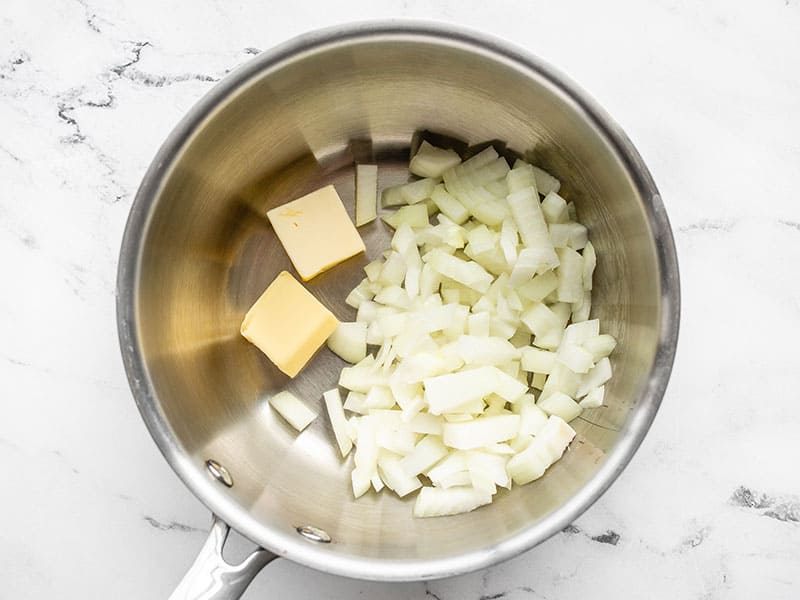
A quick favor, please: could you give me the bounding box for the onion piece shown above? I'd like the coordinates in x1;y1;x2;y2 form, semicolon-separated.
425;249;493;293
339;362;385;393
459;146;499;171
426;451;467;483
580;385;605;409
268;391;317;432
351;468;371;498
355;164;378;226
424;368;498;415
557;344;595;374
442;414;521;449
327;322;367;364
410;141;462;178
371;473;385;492
344;391;367;415
518;395;549;436
407;412;444;435
382;204;429;229
376;427;417;456
324;388;353;457
506;416;575;485
506;187;552;253
456;335;519;366
467;450;510;489
413;486;493;518
468;312;491;337
561;320;600;347
448;187;508;226
539;362;580;400
364;386;396;410
378;452;423;497
521;302;562;337
345;279;374;309
517;271;558;303
566;222;588;250
351;417;379;497
582;241;596;291
572;290;592;323
520;347;557;374
541;191;568;224
381;185;406;207
583;334;617;361
401;435;449;476
537;391;582;422
399;177;438;205
506;163;536;193
429;184;470;225
576;357;613;398
555;247;583;303
531;166;561;196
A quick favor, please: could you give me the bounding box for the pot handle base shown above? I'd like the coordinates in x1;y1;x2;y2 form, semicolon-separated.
169;515;277;600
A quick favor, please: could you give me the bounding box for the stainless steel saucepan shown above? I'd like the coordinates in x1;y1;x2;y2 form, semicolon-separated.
116;22;680;599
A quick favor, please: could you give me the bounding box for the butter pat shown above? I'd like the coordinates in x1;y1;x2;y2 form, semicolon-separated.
241;271;339;377
267;185;366;281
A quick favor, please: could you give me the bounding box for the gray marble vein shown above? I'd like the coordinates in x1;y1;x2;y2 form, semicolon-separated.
143;516;205;533
731;485;800;523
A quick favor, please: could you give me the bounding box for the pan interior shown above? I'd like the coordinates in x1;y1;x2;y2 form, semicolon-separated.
130;33;667;571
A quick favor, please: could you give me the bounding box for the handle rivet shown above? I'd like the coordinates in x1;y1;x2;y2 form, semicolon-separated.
296;525;331;543
206;459;233;487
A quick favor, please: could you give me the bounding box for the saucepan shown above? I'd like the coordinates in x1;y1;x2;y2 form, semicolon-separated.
116;21;680;599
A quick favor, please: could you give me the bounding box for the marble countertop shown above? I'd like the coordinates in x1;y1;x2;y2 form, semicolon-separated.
2;1;799;598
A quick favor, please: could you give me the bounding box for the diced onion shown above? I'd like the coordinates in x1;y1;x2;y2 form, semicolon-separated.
324;388;352;457
430;184;470;225
410;141;462;178
382;204;429;229
541;192;568;224
442;414;521;450
401;435;449;476
579;385;605;409
537;391;582;422
532;167;561;196
577;357;613;398
268;391;317;432
355;164;378;226
399;177;437;205
520;347;557;374
507;416;575;485
414;486;493;518
583;334;617;361
327;322;367;364
322;142;617;517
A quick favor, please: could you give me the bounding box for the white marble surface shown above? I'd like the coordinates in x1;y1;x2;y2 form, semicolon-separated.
2;0;799;598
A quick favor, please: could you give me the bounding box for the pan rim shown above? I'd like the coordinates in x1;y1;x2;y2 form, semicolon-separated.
116;19;680;581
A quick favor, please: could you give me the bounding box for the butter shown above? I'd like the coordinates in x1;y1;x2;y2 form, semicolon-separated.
241;271;339;377
267;185;366;281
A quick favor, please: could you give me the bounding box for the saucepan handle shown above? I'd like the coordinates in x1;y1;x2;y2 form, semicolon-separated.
169;515;278;600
